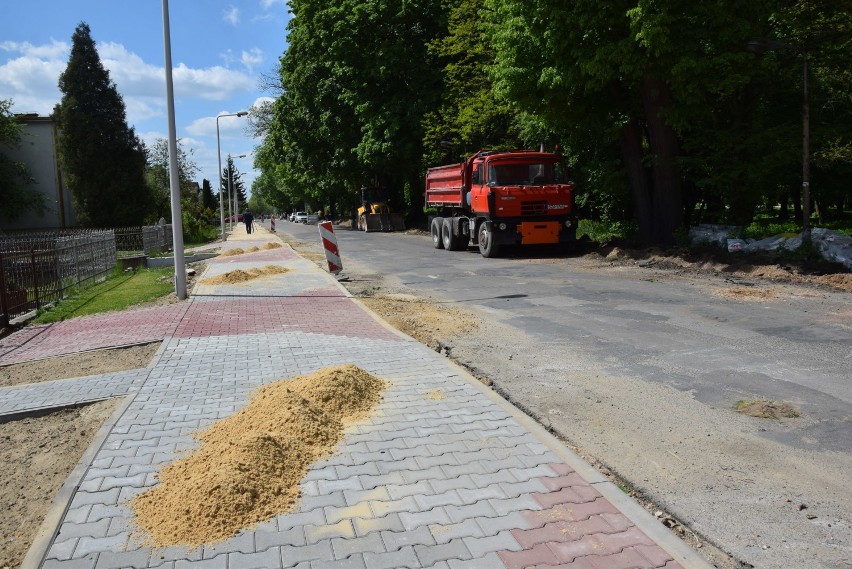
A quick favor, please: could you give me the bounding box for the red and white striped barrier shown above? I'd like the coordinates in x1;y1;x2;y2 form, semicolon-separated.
318;221;342;274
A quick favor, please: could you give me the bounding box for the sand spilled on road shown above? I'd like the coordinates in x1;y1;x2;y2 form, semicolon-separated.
201;265;289;285
130;364;387;548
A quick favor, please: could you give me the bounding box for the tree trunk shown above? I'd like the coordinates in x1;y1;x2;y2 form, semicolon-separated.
791;181;802;222
642;75;682;246
619;121;652;245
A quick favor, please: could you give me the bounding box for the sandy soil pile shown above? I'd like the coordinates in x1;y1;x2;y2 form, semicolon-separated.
201;265;289;285
713;287;779;302
735;400;800;419
130;364;387;548
219;243;282;258
359;296;478;348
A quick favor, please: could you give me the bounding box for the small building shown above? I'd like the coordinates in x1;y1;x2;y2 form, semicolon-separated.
1;114;76;231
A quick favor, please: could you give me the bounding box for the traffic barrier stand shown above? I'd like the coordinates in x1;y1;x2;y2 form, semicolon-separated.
318;221;343;275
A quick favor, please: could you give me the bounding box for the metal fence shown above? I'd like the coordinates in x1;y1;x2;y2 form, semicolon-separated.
115;224;173;257
0;225;172;326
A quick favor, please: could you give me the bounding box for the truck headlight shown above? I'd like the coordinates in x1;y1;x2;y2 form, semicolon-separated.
564;220;573;228
498;223;507;230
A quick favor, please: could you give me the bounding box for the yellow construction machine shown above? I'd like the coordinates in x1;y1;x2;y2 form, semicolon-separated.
356;187;406;232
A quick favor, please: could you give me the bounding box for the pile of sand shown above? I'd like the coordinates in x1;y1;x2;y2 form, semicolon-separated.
219;243;282;257
219;248;246;257
713;287;778;302
201;265;289;285
131;364;387;548
735;400;800;419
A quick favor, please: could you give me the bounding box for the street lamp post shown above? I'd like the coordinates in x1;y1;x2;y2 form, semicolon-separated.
216;111;248;239
228;153;247;230
161;0;186;300
747;40;811;236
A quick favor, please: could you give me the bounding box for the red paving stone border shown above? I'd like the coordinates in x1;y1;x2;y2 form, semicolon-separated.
0;304;189;365
174;296;400;340
498;464;683;569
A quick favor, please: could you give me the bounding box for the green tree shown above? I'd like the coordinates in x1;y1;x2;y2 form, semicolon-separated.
507;2;769;240
261;0;444;220
145;138;198;222
422;0;523;169
55;22;151;227
200;178;217;211
0;99;46;222
220;156;247;214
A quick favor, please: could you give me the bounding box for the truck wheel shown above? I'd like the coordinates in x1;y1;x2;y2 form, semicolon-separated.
442;218;458;250
478;222;500;258
431;217;445;249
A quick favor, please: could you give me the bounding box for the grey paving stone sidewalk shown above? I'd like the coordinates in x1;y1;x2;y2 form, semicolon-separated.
14;228;707;569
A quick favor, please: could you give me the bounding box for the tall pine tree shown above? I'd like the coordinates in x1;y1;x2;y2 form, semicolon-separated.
56;22;151;227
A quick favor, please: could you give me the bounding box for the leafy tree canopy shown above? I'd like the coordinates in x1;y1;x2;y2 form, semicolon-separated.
55;22;151;227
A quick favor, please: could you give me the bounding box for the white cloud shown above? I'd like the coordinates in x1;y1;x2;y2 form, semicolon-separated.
186;112;253;138
220;48;264;73
224;6;240;26
260;0;286;8
0;39;68;59
241;48;263;72
0;55;66;114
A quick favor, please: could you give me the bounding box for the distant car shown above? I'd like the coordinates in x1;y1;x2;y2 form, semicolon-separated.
305;213;319;224
293;211;308;223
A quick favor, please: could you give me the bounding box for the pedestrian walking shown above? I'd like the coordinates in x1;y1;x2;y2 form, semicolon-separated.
270;214;276;232
243;210;254;234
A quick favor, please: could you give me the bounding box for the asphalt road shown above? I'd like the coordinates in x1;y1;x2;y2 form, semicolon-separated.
278;220;852;569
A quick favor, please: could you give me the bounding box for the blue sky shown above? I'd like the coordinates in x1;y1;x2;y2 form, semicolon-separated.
0;0;292;194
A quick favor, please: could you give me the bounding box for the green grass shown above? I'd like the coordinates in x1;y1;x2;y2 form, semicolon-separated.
744;212;852;240
34;266;175;323
577;219;639;245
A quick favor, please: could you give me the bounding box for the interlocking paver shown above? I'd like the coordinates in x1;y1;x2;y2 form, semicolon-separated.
413;539;472;566
331;532;385;558
381;526;435;551
462;531;522;558
362;545;420;569
228;547;284;569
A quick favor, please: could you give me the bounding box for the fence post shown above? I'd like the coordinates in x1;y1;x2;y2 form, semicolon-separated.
31;250;41;310
0;253;8;327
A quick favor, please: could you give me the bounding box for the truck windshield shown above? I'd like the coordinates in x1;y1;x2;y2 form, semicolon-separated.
487;161;566;186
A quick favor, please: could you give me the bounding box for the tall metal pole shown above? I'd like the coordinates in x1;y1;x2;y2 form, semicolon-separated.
801;50;810;237
228;153;235;231
216;116;225;240
215;112;247;236
161;0;186;300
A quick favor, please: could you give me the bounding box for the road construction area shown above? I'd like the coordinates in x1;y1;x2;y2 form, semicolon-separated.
278;219;851;569
1;224;710;569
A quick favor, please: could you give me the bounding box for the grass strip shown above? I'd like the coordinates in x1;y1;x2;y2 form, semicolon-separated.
34;267;175;323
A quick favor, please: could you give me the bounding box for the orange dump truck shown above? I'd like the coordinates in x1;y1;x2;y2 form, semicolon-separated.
425;150;577;257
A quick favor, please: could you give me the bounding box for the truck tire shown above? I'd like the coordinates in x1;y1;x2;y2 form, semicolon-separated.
442;218;459;251
478;222;500;258
431;217;445;249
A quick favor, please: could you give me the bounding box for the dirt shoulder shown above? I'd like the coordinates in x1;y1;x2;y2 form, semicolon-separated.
0;342;160;389
0;399;120;569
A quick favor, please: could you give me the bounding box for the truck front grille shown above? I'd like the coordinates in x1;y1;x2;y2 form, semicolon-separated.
520;200;547;216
